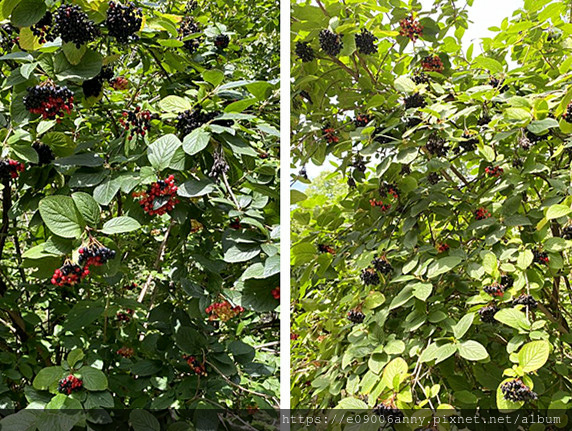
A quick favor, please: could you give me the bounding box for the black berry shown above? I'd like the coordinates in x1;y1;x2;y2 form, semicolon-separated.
532;249;549;265
500;274;514;290
563;102;572;123
460;130;478;152
412;72;429;84
373;403;404;421
133;175;179;216
354;113;371;128
53;4;100;48
483;282;504;297
501;379;537;403
426;135;448;157
295;41;314;62
51;260;88;287
176;108;220;137
31;11;55;44
427;172;441;185
355;29;377;54
562;225;572;239
399;15;423;41
479;304;499;323
32;142;55;166
352;155;366;172
347;310;365;323
372;257;393;275
120;106;152;140
361;267;380;286
78;242;116;267
23;83;74;120
178;16;202;53
512;294;537;309
404;93;426;109
214;34;229;49
319;29;343;56
106;1;143;43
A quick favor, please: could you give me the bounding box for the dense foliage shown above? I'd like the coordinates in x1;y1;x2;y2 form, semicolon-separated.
0;0;279;429
291;0;572;424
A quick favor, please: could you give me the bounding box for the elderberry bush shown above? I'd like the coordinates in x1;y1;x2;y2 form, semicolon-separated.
53;4;99;48
355;29;377;54
106;1;143;43
319;29;343;56
501;380;537;402
295;41;314;62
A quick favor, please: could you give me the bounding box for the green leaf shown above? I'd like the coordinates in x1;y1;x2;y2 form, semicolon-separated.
458;340;488;361
55;50;103;80
203;69;224;87
546;204;571;220
80;367;108;391
518;340;550;373
494;308;531;330
178;177;217;198
130;410;160;431
496;378;524;411
381;358;408;390
159;95;192;113
148;134;182;171
528;118;559;134
473;56;503;73
427;256;462;279
101;216;141;234
434;343;457;364
335;398;369;409
182;127;211;154
71;192;101;227
38;196;85;239
517;250;534;270
32;366;63;390
453;313;474;339
67;349;84;368
411;282;432;301
11;0;46;27
63;301;104;331
394;76;416;93
93;178;121;206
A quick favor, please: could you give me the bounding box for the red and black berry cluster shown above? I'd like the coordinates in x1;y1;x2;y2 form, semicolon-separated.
78;242;116;267
484;282;504;297
318;244;335;254
117;309;134;323
31;12;55;44
533;249;549;265
421;55;444;73
0;159;24;180
485;166;503;178
347;309;365;323
133;175;179;216
184;355;207;376
117;346;134;358
58;375;83;395
474;207;491;220
23;83;74;120
399;15;423;41
205;301;244;322
322;126;339;144
51;261;88;287
120;107;152;140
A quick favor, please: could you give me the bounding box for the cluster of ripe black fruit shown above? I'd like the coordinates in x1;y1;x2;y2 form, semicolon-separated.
295;41;314;63
479;304;499;323
404;93;426;109
533;249;549;265
426;135;448;157
355;29;377;54
373;403;404;421
78;243;116;267
519;130;543;150
412;72;429;85
32;142;55;166
351;155;367;172
501;379;537;402
120;107;153;140
53;4;100;48
23;83;74;120
347;310;365;324
319;29;343;56
564;102;572;123
489;76;508;92
31;12;55;44
562;225;572;240
483;283;504;297
106;1;143;43
82;66;115;99
513;294;537;309
372;257;393;274
176;108;230;137
354;113;371;128
179;17;202;53
459;130;478;152
501;274;514;289
214;34;230;49
427;172;441;185
361;257;393;286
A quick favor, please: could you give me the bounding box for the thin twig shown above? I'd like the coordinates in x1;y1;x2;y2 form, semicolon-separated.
221;171;241;210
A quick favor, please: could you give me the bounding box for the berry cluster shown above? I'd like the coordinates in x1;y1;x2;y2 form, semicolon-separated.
0;159;24;180
106;1;143;43
133;175;179;216
82;66;115;99
421;55;444;73
322;126;339;144
355;29;377;54
460;130;478;152
318;244;335;254
51;261;88;287
205;301;244;322
372;257;393;274
427;172;441;185
426;135;448;157
370;199;391;211
404;93;426;109
295;41;314;62
485;166;503;177
271;287;280;300
184;355;207;375
489;76;508;92
347;309;365;323
379;182;399;199
412;72;429;85
520;130;543;150
501;380;537;402
354;114;371;128
31;12;55;44
513;294;538;309
563;102;572;123
399;15;423;41
209;148;229;179
562;225;572;240
120;107;152;140
474;207;491;220
501;274;514;290
352;156;366;172
0;24;18;52
23;83;74;120
78;242;116;267
214;34;230;49
176;108;220;137
124;282;137;291
477;114;491;126
533;249;549;265
360;267;380;286
33;142;55;165
479;304;499;323
111;77;129;90
319;29;343;56
373;403;404;421
347;177;356;189
484;282;504;297
53;4;99;48
437;243;449;253
117;309;134;323
230;218;242;229
58;375;83;395
178;16;201;53
117;346;134;358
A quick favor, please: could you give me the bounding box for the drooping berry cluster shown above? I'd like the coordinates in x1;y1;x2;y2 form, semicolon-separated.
501;274;514;290
372;257;393;275
0;159;25;180
563;102;572;123
322;126;339;144
379;182;399;199
31;12;55;44
484;282;504;297
78;242;116;267
460;130;478;152
474;207;491;220
117;309;134;322
230;218;242;229
271;287;280;300
58;375;83;395
214;34;230;49
117;346;134;358
295;41;314;62
205;301;244;322
51;261;88;287
319;29;343;56
399;15;423;41
352;155;366;172
33;142;55;165
501;380;538;402
360;267;380;286
373;403;404;421
176;108;219;137
318;244;335;254
184;355;207;376
178;16;202;53
513;294;538;309
23;83;74;120
133;175;179;216
485;166;504;177
562;225;572;240
209;148;229;179
82;66;114;99
421;55;444;72
489;76;508;92
354;114;371;128
520;130;543;150
427;172;441;185
437;243;449;253
412;72;429;84
479;304;499;323
370;199;391;211
426;135;448;157
347;309;365;323
533;249;549;265
0;24;18;52
106;1;143;43
53;4;100;48
404;93;426;109
355;29;377;54
347;177;356;189
120;107;152;140
111;77;129;90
